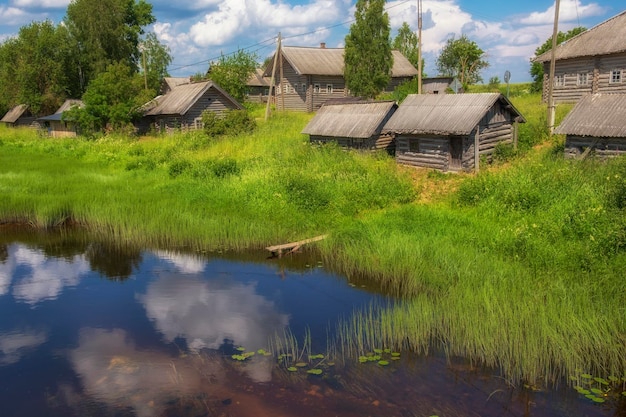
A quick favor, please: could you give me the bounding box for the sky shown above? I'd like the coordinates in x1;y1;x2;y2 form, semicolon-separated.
0;0;624;83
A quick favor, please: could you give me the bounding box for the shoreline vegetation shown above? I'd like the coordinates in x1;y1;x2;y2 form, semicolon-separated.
1;88;625;389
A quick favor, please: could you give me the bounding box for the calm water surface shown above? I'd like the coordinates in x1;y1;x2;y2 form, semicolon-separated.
0;229;620;417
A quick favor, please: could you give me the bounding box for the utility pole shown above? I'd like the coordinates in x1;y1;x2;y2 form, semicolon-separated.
417;0;423;94
142;48;148;91
547;0;560;135
265;32;281;121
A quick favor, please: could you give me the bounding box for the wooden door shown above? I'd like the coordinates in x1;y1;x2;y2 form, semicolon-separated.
449;136;463;170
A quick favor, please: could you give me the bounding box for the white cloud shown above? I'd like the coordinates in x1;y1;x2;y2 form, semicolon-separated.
0;328;47;365
152;250;206;274
11;0;70;8
520;0;607;25
11;246;90;305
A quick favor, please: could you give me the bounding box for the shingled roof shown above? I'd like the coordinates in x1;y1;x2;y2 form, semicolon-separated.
302;101;397;139
145;81;242;116
534;10;626;62
383;93;525;136
555;93;626;137
263;46;418;78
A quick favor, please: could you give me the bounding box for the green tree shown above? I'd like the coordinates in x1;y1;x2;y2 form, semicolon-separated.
392;22;423;75
207;49;258;102
64;0;155;92
530;27;586;92
344;0;392;99
436;34;489;88
140;32;173;92
67;61;154;133
0;21;81;115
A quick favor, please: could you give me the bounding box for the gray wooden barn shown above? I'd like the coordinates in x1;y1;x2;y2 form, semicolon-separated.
301;100;398;153
534;10;626;103
263;45;418;112
37;99;84;138
382;93;526;172
554;93;626;158
246;68;270;103
140;80;243;134
422;77;460;94
1;104;36;127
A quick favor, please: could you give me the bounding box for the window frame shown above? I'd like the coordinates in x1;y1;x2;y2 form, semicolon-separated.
610;69;622;84
577;72;589;86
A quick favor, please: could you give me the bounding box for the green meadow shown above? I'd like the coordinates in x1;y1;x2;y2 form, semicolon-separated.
1;92;624;388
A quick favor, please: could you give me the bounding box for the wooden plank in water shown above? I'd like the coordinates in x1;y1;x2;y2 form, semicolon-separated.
266;234;328;257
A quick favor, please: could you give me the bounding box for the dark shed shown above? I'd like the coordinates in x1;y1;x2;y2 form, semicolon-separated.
383;93;525;172
1;104;36;127
555;93;626;158
302;100;398;153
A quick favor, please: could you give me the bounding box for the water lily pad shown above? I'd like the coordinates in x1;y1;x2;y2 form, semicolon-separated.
590;388;603;395
295;362;308;367
378;360;389;366
309;354;324;360
581;373;592;379
236;347;246;352
373;348;383;354
383;348;391;354
591;396;605;403
594;377;609;385
391;352;401;357
287;367;298;372
359;356;369;363
575;387;591;395
608;376;619;382
307;369;323;375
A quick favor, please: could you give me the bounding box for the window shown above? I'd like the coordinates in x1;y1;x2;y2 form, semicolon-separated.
610;70;622;84
577;72;589;86
314;84;320;93
554;74;564;87
408;139;420;153
326;84;333;94
302;83;307;92
284;84;289;94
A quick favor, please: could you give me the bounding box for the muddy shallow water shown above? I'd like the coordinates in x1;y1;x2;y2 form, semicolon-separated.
0;228;621;417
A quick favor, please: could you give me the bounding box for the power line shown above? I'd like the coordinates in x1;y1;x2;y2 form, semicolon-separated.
167;0;414;73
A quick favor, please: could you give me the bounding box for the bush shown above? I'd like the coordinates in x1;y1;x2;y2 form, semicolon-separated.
168;159;192;178
223;109;256;135
202;111;226;137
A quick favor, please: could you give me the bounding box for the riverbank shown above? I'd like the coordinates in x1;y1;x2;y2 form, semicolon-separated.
1;95;624;388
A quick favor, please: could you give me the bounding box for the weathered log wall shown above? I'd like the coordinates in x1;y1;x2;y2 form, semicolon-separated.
564;135;626;158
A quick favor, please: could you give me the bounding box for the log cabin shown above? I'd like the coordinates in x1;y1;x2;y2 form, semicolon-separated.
382;93;525;172
534;10;626;103
0;104;36;128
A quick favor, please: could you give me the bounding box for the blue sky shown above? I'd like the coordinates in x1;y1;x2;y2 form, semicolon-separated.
0;0;624;83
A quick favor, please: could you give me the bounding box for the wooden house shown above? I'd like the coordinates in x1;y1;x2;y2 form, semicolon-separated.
246;68;271;103
263;45;418;112
554;93;626;158
382;93;526;172
301;100;398;153
0;104;36;127
140;80;243;134
37;100;84;138
534;10;626;103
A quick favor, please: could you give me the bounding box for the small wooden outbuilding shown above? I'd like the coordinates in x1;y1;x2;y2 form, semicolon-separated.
0;104;36;127
422;77;460;94
37;100;84;138
140;80;243;134
301;100;398;153
383;93;525;172
246;68;271;103
554;93;626;158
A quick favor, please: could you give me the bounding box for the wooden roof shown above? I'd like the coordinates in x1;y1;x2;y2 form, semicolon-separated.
383;93;525;136
161;77;191;94
145;81;242;116
247;68;270;87
534;10;626;62
302;100;398;139
554;93;626;137
263;46;418;78
1;104;30;123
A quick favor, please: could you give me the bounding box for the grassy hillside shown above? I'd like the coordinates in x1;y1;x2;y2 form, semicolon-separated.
1;93;624;386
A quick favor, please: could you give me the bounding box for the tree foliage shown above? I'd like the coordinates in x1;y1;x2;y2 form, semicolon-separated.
0;21;81;115
140;32;173;92
66;61;154;134
64;0;155;92
207;49;258;102
392;22;423;75
344;0;392;99
436;34;489;87
530;27;586;92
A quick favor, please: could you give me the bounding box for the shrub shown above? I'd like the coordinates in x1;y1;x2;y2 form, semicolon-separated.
223;109;256;135
168;159;192;178
202;111;226;137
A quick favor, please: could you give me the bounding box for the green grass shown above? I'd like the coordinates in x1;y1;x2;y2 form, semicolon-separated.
1;96;624;388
